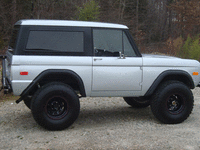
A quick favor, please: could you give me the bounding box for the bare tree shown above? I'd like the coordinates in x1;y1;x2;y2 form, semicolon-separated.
170;0;200;38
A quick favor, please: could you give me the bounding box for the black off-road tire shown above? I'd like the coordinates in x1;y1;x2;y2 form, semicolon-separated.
123;97;150;108
31;82;80;130
150;80;194;124
23;98;31;109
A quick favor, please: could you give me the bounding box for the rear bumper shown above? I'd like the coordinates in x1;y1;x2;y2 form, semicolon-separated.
0;55;12;94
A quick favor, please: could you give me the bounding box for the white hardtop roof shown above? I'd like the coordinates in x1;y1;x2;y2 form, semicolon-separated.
15;19;128;29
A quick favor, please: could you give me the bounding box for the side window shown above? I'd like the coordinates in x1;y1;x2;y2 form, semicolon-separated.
26;31;84;52
93;29;136;57
93;29;122;56
123;32;136;57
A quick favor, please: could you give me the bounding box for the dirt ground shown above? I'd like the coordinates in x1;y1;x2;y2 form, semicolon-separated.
0;88;200;150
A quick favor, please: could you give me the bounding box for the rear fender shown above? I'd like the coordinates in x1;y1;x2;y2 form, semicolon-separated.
16;69;86;104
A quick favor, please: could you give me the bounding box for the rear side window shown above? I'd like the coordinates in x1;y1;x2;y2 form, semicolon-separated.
26;31;84;52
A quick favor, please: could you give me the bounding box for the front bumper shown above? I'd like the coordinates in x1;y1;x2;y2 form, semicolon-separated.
0;55;12;94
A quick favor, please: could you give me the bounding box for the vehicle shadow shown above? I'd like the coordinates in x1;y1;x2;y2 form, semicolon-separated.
74;105;157;129
0;103;157;131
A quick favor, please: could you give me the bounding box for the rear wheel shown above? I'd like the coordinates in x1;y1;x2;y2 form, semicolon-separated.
23;98;31;109
31;82;80;130
150;80;194;124
123;97;150;108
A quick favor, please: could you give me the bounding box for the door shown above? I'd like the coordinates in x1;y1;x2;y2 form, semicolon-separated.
92;29;142;93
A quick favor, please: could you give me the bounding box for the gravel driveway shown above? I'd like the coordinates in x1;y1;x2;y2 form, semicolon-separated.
0;89;200;150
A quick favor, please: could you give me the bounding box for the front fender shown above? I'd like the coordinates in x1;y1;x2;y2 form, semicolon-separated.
144;70;194;96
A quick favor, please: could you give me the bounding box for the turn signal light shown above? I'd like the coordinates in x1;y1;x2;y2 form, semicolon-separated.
20;72;28;75
193;72;199;76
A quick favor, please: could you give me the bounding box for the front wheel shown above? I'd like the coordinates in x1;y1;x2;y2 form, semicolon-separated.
151;81;194;124
31;82;80;130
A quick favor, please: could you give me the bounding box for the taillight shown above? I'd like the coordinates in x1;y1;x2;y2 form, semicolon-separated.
20;72;28;75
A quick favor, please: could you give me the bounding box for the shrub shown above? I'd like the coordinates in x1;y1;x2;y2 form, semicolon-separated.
178;35;200;61
166;37;183;55
189;38;200;61
173;37;184;50
179;35;192;59
77;0;100;21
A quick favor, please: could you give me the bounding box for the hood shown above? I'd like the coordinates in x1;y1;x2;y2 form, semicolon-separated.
142;54;200;67
142;54;179;59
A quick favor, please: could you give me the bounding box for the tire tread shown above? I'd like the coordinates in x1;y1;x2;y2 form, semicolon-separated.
150;80;194;124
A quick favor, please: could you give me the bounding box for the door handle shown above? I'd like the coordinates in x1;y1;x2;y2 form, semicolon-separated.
94;58;102;61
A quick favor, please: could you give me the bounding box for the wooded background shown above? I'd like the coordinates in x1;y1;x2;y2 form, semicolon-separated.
0;0;200;60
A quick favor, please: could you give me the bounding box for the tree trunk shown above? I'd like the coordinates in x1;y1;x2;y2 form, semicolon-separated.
136;0;139;40
12;0;17;25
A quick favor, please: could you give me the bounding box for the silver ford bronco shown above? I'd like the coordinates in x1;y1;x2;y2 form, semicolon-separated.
1;19;200;130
